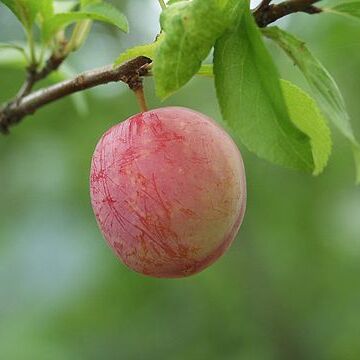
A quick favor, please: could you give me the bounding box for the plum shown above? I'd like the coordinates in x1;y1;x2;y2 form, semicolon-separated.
90;107;246;278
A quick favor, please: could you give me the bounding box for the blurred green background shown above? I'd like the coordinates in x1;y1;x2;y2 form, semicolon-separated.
1;1;360;359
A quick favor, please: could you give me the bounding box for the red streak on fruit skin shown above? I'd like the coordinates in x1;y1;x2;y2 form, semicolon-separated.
90;107;246;278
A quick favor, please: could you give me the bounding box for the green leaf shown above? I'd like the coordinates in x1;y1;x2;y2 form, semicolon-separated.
263;26;360;183
43;2;128;42
214;6;313;172
1;0;40;30
281;80;332;175
0;47;27;69
153;0;244;99
114;33;165;66
1;0;54;28
80;0;100;8
0;42;28;61
166;0;187;4
37;0;54;21
115;42;159;66
81;2;128;32
0;41;46;68
197;64;213;77
54;1;79;13
190;60;332;174
326;1;360;21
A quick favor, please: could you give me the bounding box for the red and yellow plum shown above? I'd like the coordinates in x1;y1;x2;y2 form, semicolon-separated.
90;107;246;278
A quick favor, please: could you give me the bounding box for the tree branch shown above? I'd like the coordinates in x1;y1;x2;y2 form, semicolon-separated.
254;0;322;27
14;54;67;102
0;0;322;134
0;56;152;134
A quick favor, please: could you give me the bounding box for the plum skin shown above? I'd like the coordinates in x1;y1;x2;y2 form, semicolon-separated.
90;107;246;278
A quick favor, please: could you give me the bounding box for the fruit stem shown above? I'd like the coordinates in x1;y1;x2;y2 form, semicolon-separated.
134;87;148;113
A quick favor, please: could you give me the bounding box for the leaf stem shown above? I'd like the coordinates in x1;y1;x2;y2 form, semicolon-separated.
26;30;37;67
0;43;30;63
158;0;167;10
38;44;47;67
65;20;93;53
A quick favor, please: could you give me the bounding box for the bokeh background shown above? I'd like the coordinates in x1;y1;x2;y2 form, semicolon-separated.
1;1;360;359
